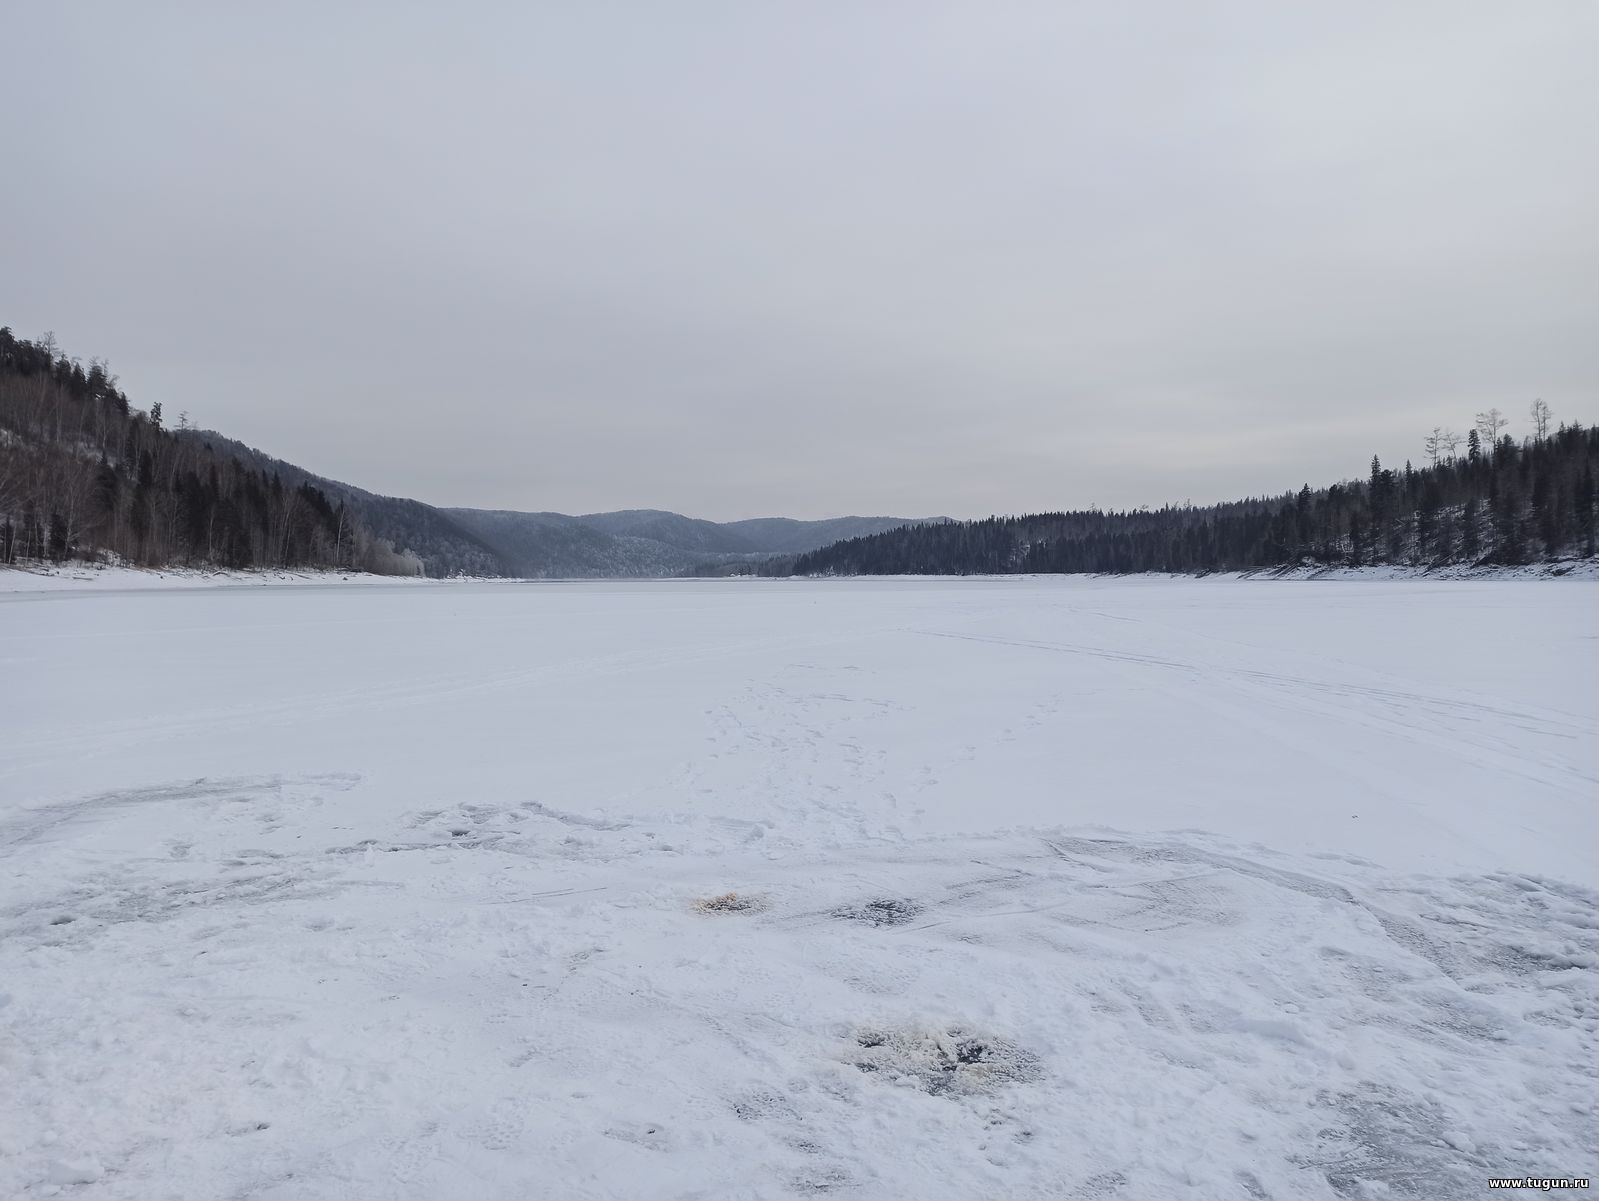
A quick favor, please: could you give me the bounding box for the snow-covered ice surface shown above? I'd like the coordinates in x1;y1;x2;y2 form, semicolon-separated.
1;577;1594;1199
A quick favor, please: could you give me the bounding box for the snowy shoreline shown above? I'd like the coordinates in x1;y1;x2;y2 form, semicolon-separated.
0;563;455;593
4;557;1595;594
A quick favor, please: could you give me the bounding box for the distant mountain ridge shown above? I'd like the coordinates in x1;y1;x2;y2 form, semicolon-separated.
177;431;935;577
444;507;937;577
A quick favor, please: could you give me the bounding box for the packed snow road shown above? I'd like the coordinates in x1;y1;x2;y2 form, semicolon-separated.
1;576;1594;1198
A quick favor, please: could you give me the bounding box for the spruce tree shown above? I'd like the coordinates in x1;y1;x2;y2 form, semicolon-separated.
1579;463;1595;557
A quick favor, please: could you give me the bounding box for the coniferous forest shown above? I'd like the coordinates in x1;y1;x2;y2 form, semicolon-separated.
4;326;1593;579
0;328;419;574
0;328;921;578
776;414;1597;577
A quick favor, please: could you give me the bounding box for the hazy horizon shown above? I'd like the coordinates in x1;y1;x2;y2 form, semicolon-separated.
5;2;1596;522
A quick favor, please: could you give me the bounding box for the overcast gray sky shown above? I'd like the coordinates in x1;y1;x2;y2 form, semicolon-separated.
4;2;1596;519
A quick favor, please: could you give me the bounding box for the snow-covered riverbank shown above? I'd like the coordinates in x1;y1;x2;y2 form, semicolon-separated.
0;563;436;593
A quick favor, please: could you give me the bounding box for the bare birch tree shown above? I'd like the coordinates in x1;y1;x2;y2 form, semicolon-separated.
1530;398;1552;442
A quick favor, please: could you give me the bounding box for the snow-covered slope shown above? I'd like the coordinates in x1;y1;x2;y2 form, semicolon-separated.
2;578;1594;1198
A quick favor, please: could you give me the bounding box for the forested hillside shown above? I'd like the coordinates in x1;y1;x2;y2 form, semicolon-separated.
0;326;933;578
0;329;417;574
9;326;1591;581
779;415;1597;577
181;430;512;578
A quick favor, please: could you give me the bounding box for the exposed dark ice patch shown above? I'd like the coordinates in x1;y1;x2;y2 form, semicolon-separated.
697;891;766;914
832;898;922;927
731;1089;797;1121
1300;1085;1482;1199
848;1025;1041;1096
1071;1169;1129;1197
